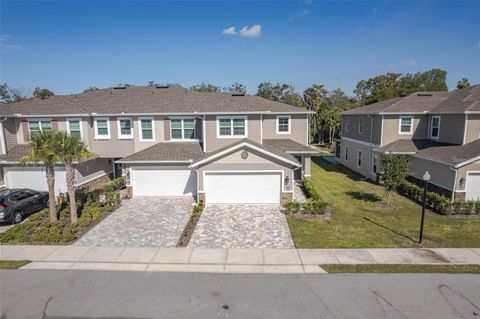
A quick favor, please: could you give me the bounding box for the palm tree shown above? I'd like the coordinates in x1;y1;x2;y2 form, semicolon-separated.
57;132;93;223
20;130;61;223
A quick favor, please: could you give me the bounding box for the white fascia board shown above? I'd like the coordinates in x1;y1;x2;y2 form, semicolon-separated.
454;157;480;169
16;114;89;118
379;111;428;115
341;136;380;148
115;160;193;164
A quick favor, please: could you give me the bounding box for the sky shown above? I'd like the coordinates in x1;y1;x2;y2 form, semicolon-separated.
1;0;479;96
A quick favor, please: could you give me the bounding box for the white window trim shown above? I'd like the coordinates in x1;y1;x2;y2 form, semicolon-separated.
27;118;53;135
117;117;134;140
216;116;248;139
170;117;197;141
94;117;111;140
276;115;291;134
398;116;413;135
138;117;155;142
66;118;83;139
357;150;362;167
358;117;364;134
430;115;441;140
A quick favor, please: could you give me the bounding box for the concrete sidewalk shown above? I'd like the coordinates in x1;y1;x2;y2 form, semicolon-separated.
1;245;479;274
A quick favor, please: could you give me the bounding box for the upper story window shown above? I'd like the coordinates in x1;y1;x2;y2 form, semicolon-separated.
217;116;247;138
117;117;133;139
94;117;110;139
28;119;52;136
357;150;362;167
430;116;440;139
345;145;349;161
358;117;364;134
345;119;350;132
399;116;413;135
276;115;291;134
139;117;155;142
171;118;195;140
67;119;82;139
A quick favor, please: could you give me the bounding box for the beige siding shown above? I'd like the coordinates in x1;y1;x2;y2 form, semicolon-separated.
408;157;455;191
372;115;383;145
87;117;135;158
133;116;166;153
339;139;376;179
197;147;293;192
3;118;18;151
204;115;261;152
262;114;308;145
465;114;480;144
433;114;465;145
304;155;311;176
342;115;378;144
382;115;428;145
75;158;112;186
456;161;480;191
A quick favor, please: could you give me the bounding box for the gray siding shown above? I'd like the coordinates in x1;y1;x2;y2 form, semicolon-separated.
75;158;112;186
382;115;428;146
465;114;480;144
262;114;308;145
456;161;480;191
432;114;465;145
408;157;455;191
3;118;18;151
339;138;376;179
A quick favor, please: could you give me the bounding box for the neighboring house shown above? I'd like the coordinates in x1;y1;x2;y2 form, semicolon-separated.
0;85;316;204
337;84;480;202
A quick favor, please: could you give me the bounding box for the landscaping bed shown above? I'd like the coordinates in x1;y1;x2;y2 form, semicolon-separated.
176;203;204;247
287;155;480;248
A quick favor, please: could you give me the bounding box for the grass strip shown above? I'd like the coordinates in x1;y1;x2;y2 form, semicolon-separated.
0;260;31;269
320;264;480;274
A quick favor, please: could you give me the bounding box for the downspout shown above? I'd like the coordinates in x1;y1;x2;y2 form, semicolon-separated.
260;114;263;144
203;114;207;152
368;114;374;179
0;117;7;155
449;166;458;203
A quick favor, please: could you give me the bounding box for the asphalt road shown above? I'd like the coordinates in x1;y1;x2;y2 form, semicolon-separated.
1;270;479;319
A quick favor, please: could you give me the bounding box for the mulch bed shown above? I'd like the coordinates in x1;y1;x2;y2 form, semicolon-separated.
176;211;202;247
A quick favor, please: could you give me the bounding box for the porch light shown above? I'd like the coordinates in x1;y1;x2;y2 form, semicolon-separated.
422;171;431;182
284;175;290;186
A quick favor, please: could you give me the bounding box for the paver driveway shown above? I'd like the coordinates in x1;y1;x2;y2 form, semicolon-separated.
75;197;194;247
189;204;294;249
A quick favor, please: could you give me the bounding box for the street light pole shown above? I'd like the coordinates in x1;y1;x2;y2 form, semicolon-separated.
419;171;430;244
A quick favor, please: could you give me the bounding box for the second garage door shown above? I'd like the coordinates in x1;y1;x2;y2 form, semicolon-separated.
204;172;282;204
4;167;67;195
466;172;480;201
131;166;196;197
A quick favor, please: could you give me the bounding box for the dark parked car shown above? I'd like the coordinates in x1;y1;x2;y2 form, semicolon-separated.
0;189;49;224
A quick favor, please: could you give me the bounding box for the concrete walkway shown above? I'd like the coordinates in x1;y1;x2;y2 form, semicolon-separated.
1;245;479;274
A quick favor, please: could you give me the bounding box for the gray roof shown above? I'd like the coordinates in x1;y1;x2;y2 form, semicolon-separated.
116;142;204;163
430;85;480;114
0;145;31;162
193;138;300;166
377;139;455;154
414;139;480;167
263;139;318;153
2;86;311;116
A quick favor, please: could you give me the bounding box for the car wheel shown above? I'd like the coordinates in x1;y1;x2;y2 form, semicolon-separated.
12;211;23;224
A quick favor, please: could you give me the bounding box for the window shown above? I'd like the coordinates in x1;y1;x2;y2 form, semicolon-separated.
276;116;291;134
345;146;349;161
430;116;440;139
372;154;378;174
117;118;133;139
170;118;195;140
28;119;52;136
399;116;413;134
357;150;362;167
345;119;350;132
217;116;247;138
67;119;82;139
139;117;155;141
358;117;364;134
94;118;110;139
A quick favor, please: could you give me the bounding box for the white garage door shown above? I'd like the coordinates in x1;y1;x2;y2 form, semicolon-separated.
131;166;196;197
4;167;67;195
204;172;282;204
466;172;480;201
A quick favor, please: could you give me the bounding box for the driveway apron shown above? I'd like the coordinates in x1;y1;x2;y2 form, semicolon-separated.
189;204;294;249
75;197;194;247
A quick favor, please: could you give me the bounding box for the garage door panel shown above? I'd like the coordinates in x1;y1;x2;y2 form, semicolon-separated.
466;172;480;201
132;166;196;197
4;167;67;195
205;172;281;204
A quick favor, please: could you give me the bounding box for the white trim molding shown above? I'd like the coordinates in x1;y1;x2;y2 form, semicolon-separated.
216;116;248;139
117;117;134;140
66;118;83;139
462;114;469;144
138;117;155;142
94;117;111;140
169;117;197;141
276;115;291;135
430;115;441;140
398;116;413;135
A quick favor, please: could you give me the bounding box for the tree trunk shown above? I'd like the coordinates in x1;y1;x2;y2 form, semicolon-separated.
46;166;58;223
65;161;78;223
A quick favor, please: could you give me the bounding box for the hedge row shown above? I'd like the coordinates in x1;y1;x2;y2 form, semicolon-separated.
283;179;327;215
397;180;480;215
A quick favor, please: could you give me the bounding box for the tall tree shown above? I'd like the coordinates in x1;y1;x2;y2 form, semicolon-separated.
456;78;470;89
83;86;99;93
20;131;61;223
57;133;93;223
33;87;54;99
256;82;304;107
380;154;409;205
398;68;448;94
190;82;221;92
0;83;29;103
227;82;247;93
303;84;329;143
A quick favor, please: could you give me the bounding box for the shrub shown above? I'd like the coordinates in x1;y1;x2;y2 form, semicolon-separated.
302;179;320;200
283;201;301;214
103;177;125;192
193;203;204;215
311;199;327;214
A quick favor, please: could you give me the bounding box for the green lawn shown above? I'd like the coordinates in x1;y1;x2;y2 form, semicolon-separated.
321;264;480;274
0;260;30;269
288;155;480;248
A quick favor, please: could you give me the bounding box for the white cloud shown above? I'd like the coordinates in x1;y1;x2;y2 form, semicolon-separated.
239;25;262;38
222;26;237;36
0;34;22;52
223;25;262;38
